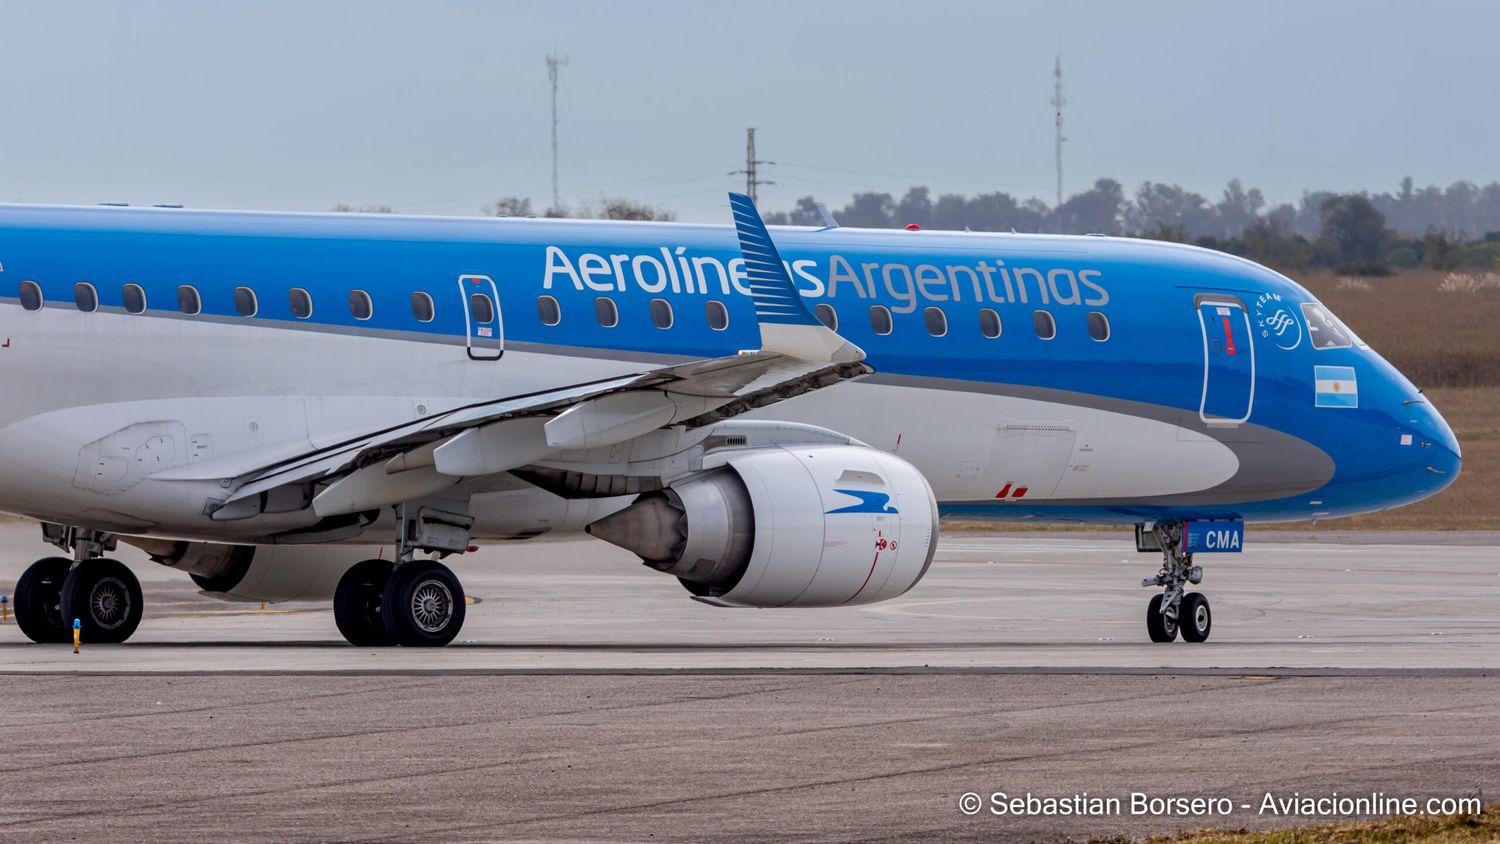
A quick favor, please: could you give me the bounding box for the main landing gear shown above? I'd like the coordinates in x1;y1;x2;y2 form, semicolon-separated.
14;526;143;644
333;558;466;647
333;500;471;647
1139;521;1212;644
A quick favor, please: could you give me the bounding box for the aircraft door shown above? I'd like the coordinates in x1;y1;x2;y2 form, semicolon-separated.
459;274;503;360
1195;297;1254;424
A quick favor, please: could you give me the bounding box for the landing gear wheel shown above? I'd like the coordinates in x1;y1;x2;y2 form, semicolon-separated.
334;559;395;647
1146;593;1179;643
381;560;466;647
60;559;143;644
1179;592;1212;643
14;557;72;644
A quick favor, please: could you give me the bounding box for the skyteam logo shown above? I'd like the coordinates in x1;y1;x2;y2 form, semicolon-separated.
1254;292;1302;351
825;489;899;515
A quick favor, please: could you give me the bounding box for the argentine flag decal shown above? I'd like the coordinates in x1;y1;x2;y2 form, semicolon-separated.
1314;365;1358;408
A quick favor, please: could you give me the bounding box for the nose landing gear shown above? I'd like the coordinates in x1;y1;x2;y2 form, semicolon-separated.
1140;521;1212;644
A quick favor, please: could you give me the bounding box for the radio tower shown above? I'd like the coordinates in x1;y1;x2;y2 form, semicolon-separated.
546;50;569;211
729;127;775;204
1052;55;1066;232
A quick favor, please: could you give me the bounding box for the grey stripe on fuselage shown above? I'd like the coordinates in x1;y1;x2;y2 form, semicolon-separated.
863;372;1333;506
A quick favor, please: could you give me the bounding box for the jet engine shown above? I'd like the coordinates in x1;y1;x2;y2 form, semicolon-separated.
585;445;938;607
124;538;381;602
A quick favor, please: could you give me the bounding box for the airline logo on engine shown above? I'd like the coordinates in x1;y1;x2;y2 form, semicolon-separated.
825;489;899;515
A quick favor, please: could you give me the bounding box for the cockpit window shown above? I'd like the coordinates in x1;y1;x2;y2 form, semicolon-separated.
1301;302;1361;350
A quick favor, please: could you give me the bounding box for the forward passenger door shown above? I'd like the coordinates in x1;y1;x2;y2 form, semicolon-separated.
1195;296;1254;425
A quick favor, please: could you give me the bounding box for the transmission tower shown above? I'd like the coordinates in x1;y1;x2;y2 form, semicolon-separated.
1052;55;1066;231
728;127;775;204
546;51;569;210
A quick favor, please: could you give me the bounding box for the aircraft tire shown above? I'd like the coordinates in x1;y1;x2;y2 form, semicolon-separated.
14;557;74;644
1146;593;1178;643
334;559;395;646
60;558;143;644
381;560;466;647
1179;592;1212;643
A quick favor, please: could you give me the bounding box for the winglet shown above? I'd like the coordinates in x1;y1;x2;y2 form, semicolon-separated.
728;192;864;363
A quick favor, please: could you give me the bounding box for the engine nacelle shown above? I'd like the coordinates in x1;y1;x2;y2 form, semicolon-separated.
125;538;382;603
586;445;938;607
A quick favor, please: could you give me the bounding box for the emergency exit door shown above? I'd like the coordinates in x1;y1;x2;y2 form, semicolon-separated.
1196;297;1254;424
459;274;504;360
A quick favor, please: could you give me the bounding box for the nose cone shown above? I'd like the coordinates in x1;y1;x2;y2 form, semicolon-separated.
1421;399;1463;481
1393;396;1462;508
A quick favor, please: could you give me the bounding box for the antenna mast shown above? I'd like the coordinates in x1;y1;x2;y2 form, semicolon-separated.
546;50;569;210
1052;55;1066;231
729;127;775;203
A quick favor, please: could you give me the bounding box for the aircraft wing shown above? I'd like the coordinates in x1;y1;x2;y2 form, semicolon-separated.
199;193;869;521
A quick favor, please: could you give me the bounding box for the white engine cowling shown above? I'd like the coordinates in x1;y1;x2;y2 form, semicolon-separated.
125;539;383;603
585;445;939;607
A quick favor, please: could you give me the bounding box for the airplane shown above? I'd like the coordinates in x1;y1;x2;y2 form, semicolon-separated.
0;193;1460;647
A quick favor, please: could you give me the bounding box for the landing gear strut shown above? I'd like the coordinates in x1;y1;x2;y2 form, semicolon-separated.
1139;522;1212;643
332;500;470;647
14;525;143;644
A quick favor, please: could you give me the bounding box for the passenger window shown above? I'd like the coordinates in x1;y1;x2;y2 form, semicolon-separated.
595;296;619;328
289;288;313;319
815;303;838;331
537;295;561;326
349;289;373;320
923;306;948;337
468;292;494;324
979;308;1002;339
233;286;258;317
869;305;893;336
410;291;434;323
705;299;729;331
1033;309;1056;340
649;298;674;329
19;280;42;311
1301;302;1354;349
74;283;98;313
1087;311;1110;342
178;285;201;315
123;284;147;314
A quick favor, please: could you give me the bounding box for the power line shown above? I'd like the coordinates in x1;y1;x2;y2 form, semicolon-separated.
1052;54;1066;231
728;127;775;203
546;50;569;210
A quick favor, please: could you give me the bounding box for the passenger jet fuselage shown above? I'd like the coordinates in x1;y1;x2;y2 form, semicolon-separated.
0;199;1461;647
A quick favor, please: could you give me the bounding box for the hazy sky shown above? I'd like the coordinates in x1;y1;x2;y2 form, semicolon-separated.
1;0;1495;221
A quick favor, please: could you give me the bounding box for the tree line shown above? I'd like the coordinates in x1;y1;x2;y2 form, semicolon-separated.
341;174;1500;276
759;177;1500;276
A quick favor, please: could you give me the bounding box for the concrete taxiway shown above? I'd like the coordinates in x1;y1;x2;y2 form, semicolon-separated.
0;522;1497;672
0;522;1496;841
